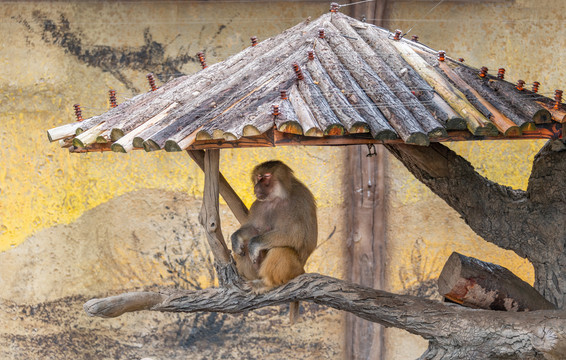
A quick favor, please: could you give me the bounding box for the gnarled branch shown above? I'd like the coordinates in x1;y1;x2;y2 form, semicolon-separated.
84;273;566;359
384;142;532;257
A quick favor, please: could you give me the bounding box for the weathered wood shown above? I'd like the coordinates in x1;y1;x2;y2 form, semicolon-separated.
111;102;179;153
77;77;183;136
439;62;521;137
535;99;566;123
306;55;369;134
67;125;560;153
66;17;321;141
332;14;446;138
192;78;296;146
485;74;553;124
72;123;106;148
68;143;113;153
199;149;240;286
312;36;397;140
287;83;323;137
84;292;166;318
343;9;387;360
135;18;325;150
186;150;249;225
297;69;346;136
351;20;466;132
185;131;275;150
439;252;556;311
82;273;566;359
451;65;540;131
47;120;86;142
216;99;273;141
274;97;303;135
106;100;173;142
390;40;498;136
147;46;311;151
323;21;428;145
164;71;297;152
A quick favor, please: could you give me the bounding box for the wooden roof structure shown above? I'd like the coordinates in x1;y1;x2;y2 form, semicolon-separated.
47;11;564;153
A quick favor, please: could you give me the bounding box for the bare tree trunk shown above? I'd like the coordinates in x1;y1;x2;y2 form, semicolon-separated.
384;139;566;309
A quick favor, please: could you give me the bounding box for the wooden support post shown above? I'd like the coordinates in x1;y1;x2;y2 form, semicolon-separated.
199;149;241;286
345;145;387;360
345;3;388;359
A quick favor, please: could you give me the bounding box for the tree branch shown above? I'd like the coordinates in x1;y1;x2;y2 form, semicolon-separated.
187;149;249;224
384;143;533;257
198;149;241;286
84;273;566;358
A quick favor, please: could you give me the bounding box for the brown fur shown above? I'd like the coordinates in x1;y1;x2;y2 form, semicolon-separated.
230;160;317;323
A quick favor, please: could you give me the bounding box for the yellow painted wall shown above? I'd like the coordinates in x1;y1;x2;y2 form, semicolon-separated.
0;2;336;252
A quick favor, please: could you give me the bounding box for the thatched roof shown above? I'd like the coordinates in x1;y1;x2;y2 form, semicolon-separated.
47;12;564;153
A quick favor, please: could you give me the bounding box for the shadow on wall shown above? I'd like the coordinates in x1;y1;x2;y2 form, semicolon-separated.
12;11;231;91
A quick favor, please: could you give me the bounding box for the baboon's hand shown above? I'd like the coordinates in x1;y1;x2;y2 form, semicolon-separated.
231;231;246;256
248;235;262;264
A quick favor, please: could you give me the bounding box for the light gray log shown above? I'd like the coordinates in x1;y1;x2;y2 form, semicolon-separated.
305;56;369;134
274;97;303;135
297;69;346;136
287;84;323;137
312;36;397;140
323;21;428;145
332;15;446;138
351;20;466;131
